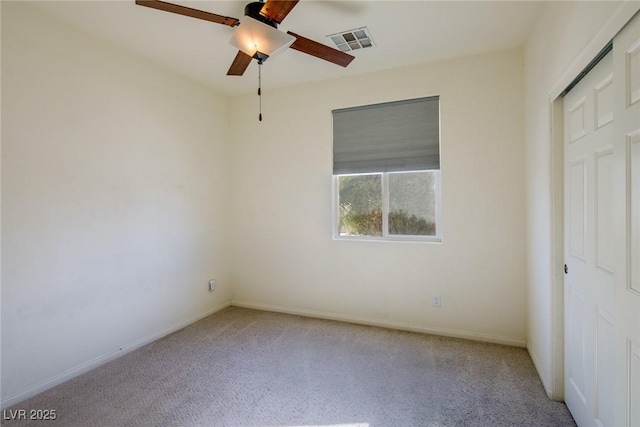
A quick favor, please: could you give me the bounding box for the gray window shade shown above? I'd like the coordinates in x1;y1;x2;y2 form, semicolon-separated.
332;96;440;174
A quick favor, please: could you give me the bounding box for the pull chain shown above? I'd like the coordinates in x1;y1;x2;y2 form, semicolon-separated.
258;61;262;122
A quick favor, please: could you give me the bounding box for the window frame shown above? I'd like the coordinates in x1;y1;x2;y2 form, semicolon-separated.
333;170;442;243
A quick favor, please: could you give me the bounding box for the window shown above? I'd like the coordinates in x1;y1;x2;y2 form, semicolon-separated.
332;97;441;241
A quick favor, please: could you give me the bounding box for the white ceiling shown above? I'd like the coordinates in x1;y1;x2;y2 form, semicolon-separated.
27;0;546;96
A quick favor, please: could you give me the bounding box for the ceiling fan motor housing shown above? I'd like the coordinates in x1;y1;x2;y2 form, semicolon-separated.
245;1;278;28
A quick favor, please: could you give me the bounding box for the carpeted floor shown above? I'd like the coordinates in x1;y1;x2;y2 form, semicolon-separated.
2;307;576;426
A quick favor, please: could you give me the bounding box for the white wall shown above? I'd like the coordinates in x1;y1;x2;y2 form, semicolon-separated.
1;3;232;406
230;49;527;346
524;1;639;398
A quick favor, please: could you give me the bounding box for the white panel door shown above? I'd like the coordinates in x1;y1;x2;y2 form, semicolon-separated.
613;11;640;427
564;11;640;427
564;50;615;427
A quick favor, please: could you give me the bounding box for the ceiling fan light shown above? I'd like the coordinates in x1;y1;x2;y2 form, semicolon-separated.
229;16;295;58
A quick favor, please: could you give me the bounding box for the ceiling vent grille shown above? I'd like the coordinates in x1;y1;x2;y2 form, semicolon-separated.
326;27;375;52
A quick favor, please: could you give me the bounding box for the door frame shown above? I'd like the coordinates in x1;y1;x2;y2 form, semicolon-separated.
547;2;640;401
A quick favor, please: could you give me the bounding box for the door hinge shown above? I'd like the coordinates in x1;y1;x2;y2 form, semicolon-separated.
564;264;569;274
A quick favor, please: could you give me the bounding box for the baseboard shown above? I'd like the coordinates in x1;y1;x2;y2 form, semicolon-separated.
0;301;231;410
527;343;554;399
231;300;527;348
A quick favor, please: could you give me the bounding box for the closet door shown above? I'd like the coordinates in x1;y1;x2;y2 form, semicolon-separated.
563;11;640;427
613;11;640;427
563;48;615;427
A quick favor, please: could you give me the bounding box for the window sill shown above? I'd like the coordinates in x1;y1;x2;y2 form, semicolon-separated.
334;235;442;244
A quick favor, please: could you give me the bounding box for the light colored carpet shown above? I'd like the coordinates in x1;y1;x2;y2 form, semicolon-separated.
2;307;575;426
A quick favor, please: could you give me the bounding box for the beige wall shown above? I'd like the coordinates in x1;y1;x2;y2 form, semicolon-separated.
1;3;232;405
524;1;639;398
230;49;527;346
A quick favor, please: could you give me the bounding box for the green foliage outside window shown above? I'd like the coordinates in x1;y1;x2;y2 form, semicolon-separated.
338;171;437;237
338;174;382;236
388;171;436;236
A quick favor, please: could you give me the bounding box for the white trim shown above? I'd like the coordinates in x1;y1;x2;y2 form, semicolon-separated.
0;301;232;410
231;300;527;348
335;235;442;244
550;97;566;402
528;343;554;398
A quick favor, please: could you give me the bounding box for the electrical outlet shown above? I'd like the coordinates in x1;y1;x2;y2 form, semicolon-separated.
208;279;216;292
432;295;441;308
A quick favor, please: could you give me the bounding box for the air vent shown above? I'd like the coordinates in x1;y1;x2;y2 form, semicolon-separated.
326;27;375;52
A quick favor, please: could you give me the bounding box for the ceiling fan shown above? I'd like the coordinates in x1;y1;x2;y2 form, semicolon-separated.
135;0;356;76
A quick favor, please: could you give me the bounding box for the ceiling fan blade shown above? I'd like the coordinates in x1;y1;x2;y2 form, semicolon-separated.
227;51;253;76
260;0;299;24
135;0;239;27
287;32;355;68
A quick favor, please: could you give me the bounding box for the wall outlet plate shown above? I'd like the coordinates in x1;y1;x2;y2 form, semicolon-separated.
432;295;441;308
208;279;216;292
